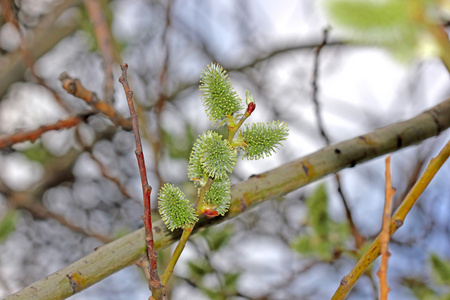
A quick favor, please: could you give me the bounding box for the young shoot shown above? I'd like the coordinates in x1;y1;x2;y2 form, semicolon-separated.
158;62;289;231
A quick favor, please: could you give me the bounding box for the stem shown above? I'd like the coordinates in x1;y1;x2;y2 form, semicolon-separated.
227;102;255;142
161;228;192;286
119;64;165;299
160;178;214;286
378;156;394;300
331;140;450;300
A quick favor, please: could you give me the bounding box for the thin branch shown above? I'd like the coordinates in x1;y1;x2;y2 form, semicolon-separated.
73;124;132;199
332;140;450;300
377;156;395;300
59;73;132;130
0;0;72;112
312;28;330;145
118;64;165;299
4;97;450;300
0;0;81;100
0;113;93;149
83;0;116;104
151;0;172;188
9;192;111;243
311;28;365;249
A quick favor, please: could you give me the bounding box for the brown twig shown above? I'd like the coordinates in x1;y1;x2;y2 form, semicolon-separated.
59;73;132;130
0;113;93;149
311;28;365;249
83;0;116;104
378;156;394;299
118;63;165;299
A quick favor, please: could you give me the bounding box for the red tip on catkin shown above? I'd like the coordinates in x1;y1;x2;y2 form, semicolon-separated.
247;102;256;115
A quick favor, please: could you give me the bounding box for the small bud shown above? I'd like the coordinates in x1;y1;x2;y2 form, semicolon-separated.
246;90;255;105
204;209;219;218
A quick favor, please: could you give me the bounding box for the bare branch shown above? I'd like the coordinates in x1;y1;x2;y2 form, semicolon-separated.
118;64;165;299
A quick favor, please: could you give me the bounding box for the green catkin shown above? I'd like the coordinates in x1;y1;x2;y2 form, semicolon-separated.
200;63;243;125
203;178;231;216
160;63;288;231
158;184;198;231
241;121;289;160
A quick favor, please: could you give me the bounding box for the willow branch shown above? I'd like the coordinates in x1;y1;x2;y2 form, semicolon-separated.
4;97;450;300
332;140;450;300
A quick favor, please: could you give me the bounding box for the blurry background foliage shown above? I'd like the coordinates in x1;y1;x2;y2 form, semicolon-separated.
0;0;449;299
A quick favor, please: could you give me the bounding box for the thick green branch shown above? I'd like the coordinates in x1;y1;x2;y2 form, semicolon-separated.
5;98;450;300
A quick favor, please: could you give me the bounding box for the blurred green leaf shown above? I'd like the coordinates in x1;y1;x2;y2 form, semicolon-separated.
324;0;443;62
200;287;222;300
21;144;52;164
291;235;333;260
203;224;234;251
0;210;17;243
326;0;411;32
306;184;329;238
402;277;439;300
223;272;240;291
430;254;450;286
162;124;196;160
188;259;213;280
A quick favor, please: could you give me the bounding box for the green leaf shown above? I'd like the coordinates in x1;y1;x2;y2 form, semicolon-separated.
188;131;236;183
200;287;222;300
0;210;17;243
158;183;198;231
21;144;52;164
402;278;439;300
203;224;234;251
188;259;213;279
430;254;450;286
291;235;334;260
203;178;231;216
326;0;411;32
200;63;243;125
240;121;288;160
323;0;435;61
161;124;196;160
306;184;329;238
224;272;240;291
